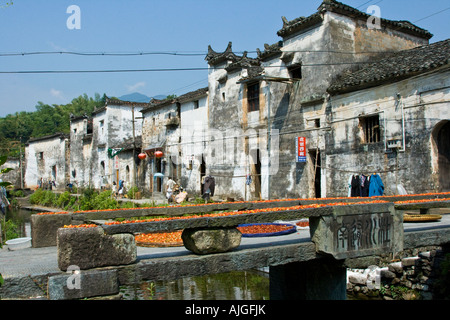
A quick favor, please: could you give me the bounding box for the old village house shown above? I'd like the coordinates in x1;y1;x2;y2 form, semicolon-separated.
24;133;69;190
203;0;446;200
140;87;208;198
22;0;449;201
69;98;146;191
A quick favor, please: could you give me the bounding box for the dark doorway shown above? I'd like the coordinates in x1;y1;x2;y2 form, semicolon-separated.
251;149;261;200
200;154;206;193
436;121;450;191
309;149;321;198
156;157;162;192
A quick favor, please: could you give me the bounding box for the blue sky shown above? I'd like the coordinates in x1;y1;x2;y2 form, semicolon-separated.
0;0;449;117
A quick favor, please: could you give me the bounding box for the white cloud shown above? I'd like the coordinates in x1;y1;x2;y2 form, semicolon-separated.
50;88;65;100
126;81;146;92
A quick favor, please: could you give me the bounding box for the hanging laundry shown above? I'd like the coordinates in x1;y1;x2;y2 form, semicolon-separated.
351;175;362;197
360;174;370;197
369;174;384;197
347;174;353;197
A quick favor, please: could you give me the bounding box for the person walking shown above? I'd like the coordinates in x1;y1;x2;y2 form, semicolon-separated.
166;177;176;202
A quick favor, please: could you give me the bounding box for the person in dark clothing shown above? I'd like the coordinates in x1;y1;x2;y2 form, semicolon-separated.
202;175;215;201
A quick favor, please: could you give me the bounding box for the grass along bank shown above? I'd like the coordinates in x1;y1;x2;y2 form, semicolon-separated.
29;188;167;212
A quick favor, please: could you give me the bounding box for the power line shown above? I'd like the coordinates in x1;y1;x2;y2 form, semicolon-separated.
413;6;450;23
0;67;210;74
0;60;378;75
0;51;207;57
0;49;403;58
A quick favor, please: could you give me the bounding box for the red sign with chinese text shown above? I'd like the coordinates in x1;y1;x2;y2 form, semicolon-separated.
296;137;306;162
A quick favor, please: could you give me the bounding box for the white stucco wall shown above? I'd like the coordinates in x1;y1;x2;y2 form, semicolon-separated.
25;135;68;190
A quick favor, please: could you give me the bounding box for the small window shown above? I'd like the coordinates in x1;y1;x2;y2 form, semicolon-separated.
100;161;105;176
247;82;260;112
194;100;199;109
125;165;130;182
39;152;44;160
288;64;302;80
314;118;320;128
360;116;380;144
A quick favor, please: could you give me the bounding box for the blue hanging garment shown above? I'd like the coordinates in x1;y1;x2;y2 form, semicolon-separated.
369;174;384;197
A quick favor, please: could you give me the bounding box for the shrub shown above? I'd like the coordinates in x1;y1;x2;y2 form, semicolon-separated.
10;190;25;198
42;190;57;207
30;188;45;204
1;219;19;244
127;186;139;199
56;191;71;208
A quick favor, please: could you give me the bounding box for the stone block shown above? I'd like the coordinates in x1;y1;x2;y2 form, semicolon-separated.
31;213;72;248
388;261;403;274
47;269;119;300
402;256;419;267
181;227;242;255
347;271;367;285
310;203;403;259
380;268;396;279
57;226;136;271
419;251;431;260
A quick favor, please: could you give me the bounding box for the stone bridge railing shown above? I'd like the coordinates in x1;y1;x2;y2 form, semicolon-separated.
29;192;450;299
31;192;450;247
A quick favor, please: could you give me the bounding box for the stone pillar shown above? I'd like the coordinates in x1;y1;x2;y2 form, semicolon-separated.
309;203;403;259
269;258;347;300
57;226;137;271
31;213;73;248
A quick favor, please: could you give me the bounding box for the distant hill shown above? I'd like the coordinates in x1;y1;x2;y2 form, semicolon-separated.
118;92;167;103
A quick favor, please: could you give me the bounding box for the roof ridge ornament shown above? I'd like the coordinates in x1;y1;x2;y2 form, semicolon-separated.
205;41;241;66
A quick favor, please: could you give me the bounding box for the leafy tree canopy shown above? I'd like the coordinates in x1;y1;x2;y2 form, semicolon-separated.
0;93;106;157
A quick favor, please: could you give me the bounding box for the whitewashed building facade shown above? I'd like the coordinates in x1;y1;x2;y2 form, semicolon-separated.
24;133;69;190
69;98;146;190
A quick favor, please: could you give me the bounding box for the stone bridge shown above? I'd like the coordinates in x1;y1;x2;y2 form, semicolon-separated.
2;193;450;300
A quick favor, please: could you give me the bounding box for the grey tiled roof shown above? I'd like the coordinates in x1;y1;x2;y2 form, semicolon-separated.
277;0;432;40
105;97;149;107
225;52;263;77
328;39;450;94
176;87;208;103
257;41;283;61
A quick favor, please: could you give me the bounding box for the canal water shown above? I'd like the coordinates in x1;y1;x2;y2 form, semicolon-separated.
4;207;32;238
5;207;270;300
120;270;270;300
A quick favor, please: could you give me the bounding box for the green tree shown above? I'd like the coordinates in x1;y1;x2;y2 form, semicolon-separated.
0;93;106;153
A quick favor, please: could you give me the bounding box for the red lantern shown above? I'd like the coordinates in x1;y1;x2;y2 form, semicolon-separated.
138;153;146;160
154;151;163;158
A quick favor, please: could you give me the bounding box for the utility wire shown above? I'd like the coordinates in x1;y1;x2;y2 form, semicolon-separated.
413;6;450;23
0;51;207;57
0;60;378;74
0;67;210;74
0;49;403;57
